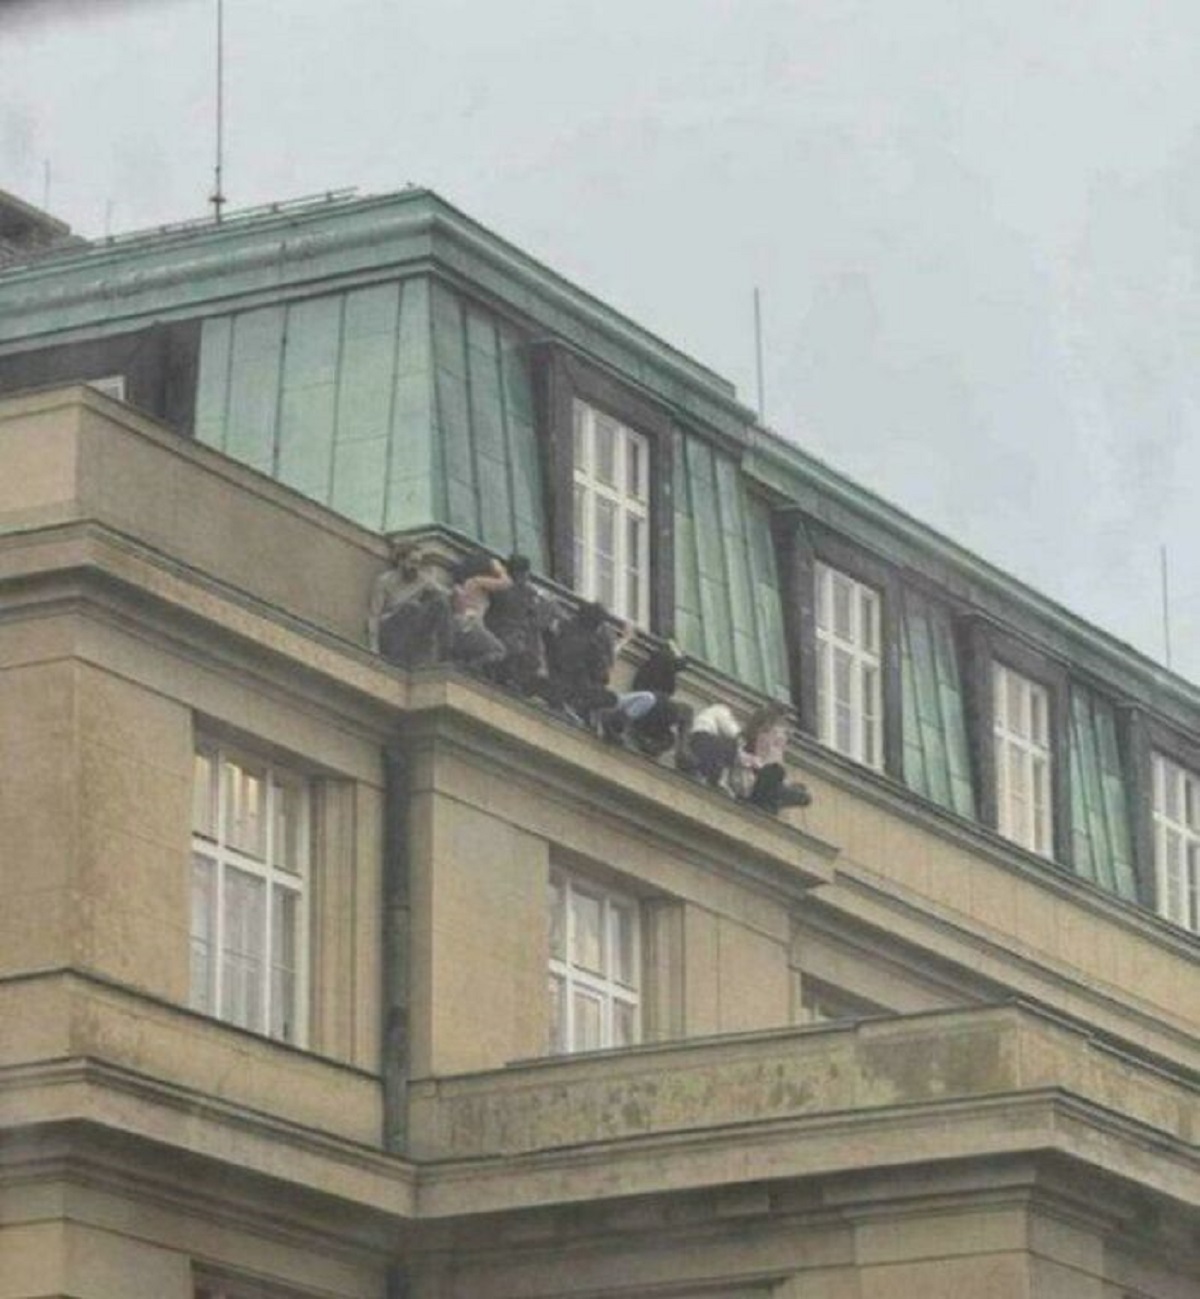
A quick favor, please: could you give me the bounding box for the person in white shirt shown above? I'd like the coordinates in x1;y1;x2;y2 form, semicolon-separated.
684;702;745;791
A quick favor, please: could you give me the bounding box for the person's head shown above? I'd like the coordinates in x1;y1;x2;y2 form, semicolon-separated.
506;553;532;581
452;551;495;585
744;701;791;741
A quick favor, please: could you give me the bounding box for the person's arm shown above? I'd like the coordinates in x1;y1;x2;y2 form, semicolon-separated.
473;558;513;594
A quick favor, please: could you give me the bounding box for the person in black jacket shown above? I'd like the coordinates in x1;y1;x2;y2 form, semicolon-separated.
545;601;632;729
484;553;557;695
627;640;694;765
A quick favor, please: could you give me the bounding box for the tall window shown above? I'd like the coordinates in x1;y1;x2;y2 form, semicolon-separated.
992;664;1052;856
191;743;310;1044
1152;753;1199;932
548;868;640;1054
573;400;650;625
814;562;883;769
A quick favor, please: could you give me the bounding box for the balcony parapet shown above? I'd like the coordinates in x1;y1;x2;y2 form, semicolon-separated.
409;1003;1198;1206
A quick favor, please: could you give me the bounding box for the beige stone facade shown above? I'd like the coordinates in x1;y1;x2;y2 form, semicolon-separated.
1;386;1197;1298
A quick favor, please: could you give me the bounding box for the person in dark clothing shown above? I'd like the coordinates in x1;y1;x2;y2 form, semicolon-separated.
544;601;631;730
627;640;694;764
484;554;555;695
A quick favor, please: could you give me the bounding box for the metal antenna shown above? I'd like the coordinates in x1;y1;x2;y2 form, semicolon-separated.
1160;544;1173;669
209;0;227;222
753;286;765;422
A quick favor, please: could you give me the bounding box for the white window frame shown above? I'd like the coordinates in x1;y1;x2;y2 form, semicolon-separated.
992;663;1053;857
572;399;651;626
814;561;883;769
190;741;311;1046
1151;752;1200;932
548;866;640;1054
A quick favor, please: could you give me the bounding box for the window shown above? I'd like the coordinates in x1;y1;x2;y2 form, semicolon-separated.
191;743;310;1044
88;373;127;401
572;399;650;625
548;867;640;1053
1152;753;1199;932
814;562;883;768
992;663;1052;856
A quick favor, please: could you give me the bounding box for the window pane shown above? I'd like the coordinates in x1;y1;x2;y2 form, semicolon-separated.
611;902;637;988
594;414;616;486
272;774;306;875
193;750;217;838
573;483;586;587
860;589;877;653
1029;685;1047;745
221;866;265;1031
271;886;299;1042
613;999;637;1048
572;990;603;1051
626;516;644;622
595;498;616;607
832;574;853;640
190;854;217;1013
224;757;266;859
1006;675;1025;738
834;649;853;753
548;876;566;961
815;569;829;630
571;888;603;974
626;435;644;499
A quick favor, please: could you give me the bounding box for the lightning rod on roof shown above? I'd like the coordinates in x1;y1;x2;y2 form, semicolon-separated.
1160;545;1173;670
209;0;227;222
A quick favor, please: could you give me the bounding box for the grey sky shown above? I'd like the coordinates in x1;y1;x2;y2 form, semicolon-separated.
3;0;1198;679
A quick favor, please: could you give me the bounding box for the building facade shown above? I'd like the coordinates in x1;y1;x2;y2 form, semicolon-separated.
0;190;1196;1299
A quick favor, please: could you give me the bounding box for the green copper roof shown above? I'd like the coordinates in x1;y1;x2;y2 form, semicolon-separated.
195;274;546;560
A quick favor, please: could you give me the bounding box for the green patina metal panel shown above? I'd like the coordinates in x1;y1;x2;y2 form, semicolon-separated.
223;306;285;475
673;432;788;698
276;294;343;501
900;589;975;818
1068;686;1137;900
386;276;436;531
193;275;546;562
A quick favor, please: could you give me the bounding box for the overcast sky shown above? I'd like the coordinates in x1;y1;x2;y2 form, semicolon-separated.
3;0;1198;680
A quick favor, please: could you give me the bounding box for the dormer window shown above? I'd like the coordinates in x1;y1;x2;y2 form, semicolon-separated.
1151;752;1199;932
814;561;883;769
992;663;1053;857
572;399;650;625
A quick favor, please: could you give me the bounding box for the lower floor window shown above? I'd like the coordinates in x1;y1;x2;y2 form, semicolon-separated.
548;867;640;1053
191;742;310;1044
1152;752;1200;932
